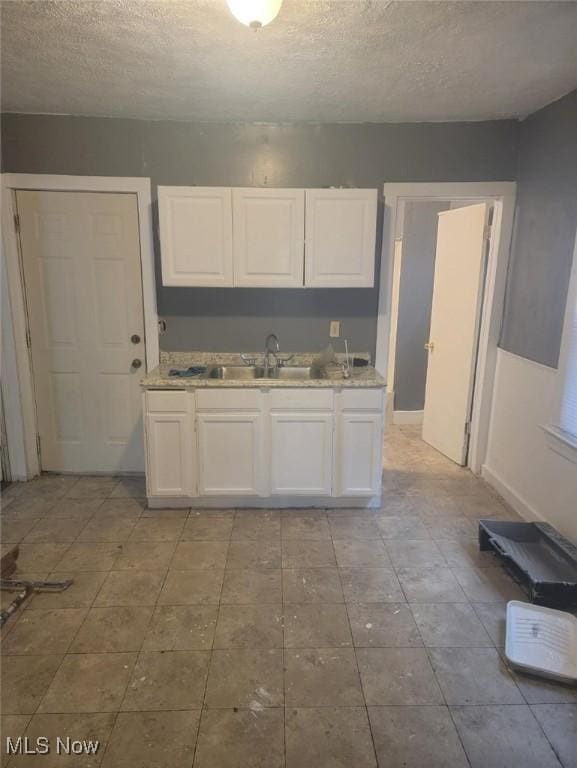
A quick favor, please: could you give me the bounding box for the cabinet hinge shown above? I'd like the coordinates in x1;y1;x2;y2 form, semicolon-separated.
14;213;20;234
25;328;32;348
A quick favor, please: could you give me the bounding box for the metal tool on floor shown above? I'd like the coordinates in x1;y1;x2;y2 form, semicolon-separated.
0;578;74;627
0;544;73;627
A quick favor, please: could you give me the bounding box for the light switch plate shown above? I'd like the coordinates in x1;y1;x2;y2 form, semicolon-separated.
330;321;340;338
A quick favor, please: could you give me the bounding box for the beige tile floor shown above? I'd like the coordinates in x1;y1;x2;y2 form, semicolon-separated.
1;426;576;767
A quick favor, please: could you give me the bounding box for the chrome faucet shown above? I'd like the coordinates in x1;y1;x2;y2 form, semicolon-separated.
264;333;280;376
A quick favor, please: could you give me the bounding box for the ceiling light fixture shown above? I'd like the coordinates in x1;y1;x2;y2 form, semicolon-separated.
227;0;283;29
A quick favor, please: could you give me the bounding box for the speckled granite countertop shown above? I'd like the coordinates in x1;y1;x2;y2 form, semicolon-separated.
141;352;386;390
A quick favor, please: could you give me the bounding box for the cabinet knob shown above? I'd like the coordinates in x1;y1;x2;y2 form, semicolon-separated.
131;334;141;344
131;358;142;369
424;342;435;352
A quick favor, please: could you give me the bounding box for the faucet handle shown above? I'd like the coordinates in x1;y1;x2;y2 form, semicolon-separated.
240;354;257;366
276;354;294;367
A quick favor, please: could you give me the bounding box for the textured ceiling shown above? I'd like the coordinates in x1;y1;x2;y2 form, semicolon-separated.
2;0;577;123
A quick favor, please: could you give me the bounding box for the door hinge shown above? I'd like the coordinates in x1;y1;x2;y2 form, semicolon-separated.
464;421;471;436
483;224;492;241
14;213;20;233
36;433;41;457
25;328;32;348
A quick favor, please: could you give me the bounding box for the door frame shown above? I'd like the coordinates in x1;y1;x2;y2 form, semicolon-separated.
1;173;159;479
376;182;517;473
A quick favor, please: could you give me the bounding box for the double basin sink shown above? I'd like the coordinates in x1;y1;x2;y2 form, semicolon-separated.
206;365;324;381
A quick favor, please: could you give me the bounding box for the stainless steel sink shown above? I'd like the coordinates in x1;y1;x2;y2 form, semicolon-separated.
207;366;265;380
272;366;324;380
206;365;324;381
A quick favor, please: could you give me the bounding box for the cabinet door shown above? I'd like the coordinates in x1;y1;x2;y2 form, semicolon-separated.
197;412;264;496
233;188;305;287
146;412;194;497
337;412;383;496
270;413;333;495
305;189;378;287
158;186;233;286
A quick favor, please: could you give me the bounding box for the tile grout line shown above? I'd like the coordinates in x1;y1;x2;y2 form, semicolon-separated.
190;510;234;768
378;486;507;768
330;531;380;768
412;601;474;768
98;503;192;766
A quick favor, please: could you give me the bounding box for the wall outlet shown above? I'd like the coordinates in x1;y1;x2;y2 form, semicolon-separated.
330;321;341;338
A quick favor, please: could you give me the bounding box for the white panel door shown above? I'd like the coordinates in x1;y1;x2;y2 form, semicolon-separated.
305;189;378;287
270;412;333;495
146;412;194;497
197;412;263;496
422;202;490;465
17;190;146;473
158;186;233;286
337;412;383;496
232;188;305;287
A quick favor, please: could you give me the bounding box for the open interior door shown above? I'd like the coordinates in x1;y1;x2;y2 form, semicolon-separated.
422;202;490;465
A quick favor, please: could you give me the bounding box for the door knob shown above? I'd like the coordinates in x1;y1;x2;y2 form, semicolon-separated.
131;334;141;344
424;342;435;352
131;358;142;369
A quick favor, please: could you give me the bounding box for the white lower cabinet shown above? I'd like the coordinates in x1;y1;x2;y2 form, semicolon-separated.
145;392;195;497
270;412;333;496
197;412;264;496
144;387;384;503
337;411;383;496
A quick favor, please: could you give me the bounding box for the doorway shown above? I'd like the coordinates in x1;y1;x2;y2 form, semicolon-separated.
376;183;517;473
15;190;146;473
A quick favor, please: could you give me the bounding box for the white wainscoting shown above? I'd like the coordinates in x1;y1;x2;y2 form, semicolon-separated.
482;348;577;544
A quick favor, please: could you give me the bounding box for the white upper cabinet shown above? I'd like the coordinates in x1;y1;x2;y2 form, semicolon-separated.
233;188;305;287
158;186;233;287
305;189;378;287
158;186;378;288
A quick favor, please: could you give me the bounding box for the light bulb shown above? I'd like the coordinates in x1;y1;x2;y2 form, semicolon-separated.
227;0;283;28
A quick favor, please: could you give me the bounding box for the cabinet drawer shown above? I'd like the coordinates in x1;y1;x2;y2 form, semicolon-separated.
269;388;334;411
341;389;383;411
147;390;190;413
196;388;263;411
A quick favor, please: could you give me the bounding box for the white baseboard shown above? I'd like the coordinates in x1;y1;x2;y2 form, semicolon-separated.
148;494;382;509
393;410;424;425
481;464;540;522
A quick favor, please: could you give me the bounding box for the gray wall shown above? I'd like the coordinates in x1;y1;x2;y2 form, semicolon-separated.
501;89;577;367
395;201;449;411
1;114;519;356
